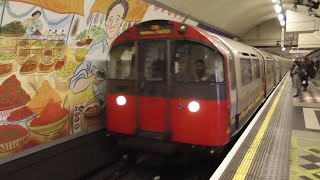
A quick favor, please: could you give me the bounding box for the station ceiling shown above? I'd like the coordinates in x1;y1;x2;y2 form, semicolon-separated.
152;0;314;38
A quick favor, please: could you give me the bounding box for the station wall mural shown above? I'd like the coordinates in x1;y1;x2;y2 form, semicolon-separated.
0;0;185;158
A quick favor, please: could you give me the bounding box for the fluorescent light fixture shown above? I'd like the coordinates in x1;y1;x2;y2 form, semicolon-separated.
280;20;285;26
278;13;284;21
274;4;282;13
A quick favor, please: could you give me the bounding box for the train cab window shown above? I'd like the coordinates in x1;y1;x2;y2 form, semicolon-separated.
252;59;261;78
172;41;224;83
109;42;135;79
240;58;252;85
140;41;166;81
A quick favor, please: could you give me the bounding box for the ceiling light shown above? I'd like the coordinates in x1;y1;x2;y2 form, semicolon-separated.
280;20;286;26
272;0;277;3
278;13;284;21
274;4;282;13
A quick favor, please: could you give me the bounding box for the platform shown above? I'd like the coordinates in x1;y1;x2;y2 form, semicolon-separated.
211;75;320;180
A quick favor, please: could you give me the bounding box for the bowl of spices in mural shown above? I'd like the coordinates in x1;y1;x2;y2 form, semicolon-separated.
26;99;69;139
17;40;29;49
0;125;30;153
83;101;104;119
36;50;55;73
0;75;31;121
16;49;30;65
74;48;88;62
3;106;36;126
53;61;75;92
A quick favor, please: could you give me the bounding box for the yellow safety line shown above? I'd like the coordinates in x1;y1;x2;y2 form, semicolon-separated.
290;136;299;180
290;135;320;179
232;79;287;180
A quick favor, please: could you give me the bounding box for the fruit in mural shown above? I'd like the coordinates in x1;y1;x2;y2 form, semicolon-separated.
56;61;75;78
74;48;88;62
0;75;31;111
54;61;75;92
28;80;62;114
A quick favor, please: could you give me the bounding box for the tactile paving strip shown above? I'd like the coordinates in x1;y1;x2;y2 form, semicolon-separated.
220;77;292;180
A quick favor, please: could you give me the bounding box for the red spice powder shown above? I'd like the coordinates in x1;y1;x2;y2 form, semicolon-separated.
0;125;28;144
0;75;31;111
7;106;34;122
30;99;69;126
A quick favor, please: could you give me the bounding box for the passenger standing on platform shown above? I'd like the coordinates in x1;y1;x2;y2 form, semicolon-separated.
292;60;302;97
290;61;296;86
315;60;320;74
301;57;313;91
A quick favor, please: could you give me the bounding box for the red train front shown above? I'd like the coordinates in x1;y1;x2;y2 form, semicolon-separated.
106;20;231;153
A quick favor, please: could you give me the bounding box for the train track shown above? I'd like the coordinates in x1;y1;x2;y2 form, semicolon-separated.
85;149;227;180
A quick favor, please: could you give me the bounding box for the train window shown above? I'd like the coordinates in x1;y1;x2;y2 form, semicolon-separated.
252;59;261;78
240;52;250;56
109;42;135;80
140;41;166;81
266;61;273;74
240;58;252;85
172;40;224;83
228;58;236;90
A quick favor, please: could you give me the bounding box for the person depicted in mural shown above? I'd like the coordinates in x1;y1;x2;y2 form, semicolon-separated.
70;0;129;101
23;10;43;39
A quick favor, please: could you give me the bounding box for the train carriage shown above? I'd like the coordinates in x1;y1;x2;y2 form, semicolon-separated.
106;20;290;154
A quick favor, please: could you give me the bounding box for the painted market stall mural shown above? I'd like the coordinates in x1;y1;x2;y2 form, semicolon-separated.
0;0;185;158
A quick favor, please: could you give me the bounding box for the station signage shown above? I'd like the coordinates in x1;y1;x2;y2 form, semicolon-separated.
137;24;173;36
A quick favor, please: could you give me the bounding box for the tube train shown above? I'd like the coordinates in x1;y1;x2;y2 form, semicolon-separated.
105;20;291;154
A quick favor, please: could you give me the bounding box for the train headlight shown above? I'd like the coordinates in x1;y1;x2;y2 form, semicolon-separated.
188;101;200;112
116;96;126;106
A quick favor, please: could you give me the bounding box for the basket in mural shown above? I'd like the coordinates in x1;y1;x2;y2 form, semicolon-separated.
0;125;30;153
26;115;68;139
0;132;30;153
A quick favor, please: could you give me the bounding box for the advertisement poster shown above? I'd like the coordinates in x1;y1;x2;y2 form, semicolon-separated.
0;0;184;158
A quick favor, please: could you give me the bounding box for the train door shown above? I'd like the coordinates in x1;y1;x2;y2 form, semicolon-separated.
261;58;266;97
227;55;237;123
137;40;170;134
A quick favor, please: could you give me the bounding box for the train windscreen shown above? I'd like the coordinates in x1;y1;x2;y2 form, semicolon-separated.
108;42;135;80
172;40;224;83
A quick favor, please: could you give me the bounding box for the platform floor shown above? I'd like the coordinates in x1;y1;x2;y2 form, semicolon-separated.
211;75;320;180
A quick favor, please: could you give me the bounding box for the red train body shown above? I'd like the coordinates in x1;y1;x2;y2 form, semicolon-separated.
105;20;290;153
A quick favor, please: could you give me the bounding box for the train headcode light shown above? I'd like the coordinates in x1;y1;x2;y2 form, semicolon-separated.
116;96;126;106
188;101;200;112
178;25;186;34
